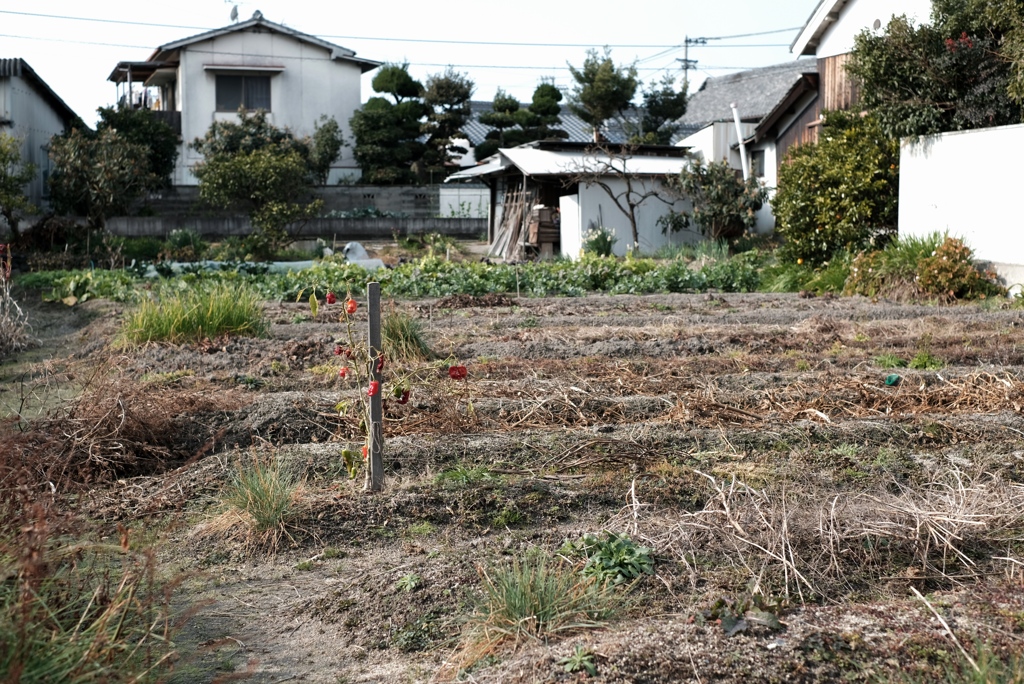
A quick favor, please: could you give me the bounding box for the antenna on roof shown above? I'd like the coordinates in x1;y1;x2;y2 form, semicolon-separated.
230;5;239;22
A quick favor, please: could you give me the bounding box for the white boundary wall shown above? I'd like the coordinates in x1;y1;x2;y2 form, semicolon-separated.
899;123;1024;290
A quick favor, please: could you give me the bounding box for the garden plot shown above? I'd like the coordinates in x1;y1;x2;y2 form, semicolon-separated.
4;291;1024;683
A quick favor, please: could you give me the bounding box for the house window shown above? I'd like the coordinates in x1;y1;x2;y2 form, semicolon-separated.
216;75;271;112
750;150;766;178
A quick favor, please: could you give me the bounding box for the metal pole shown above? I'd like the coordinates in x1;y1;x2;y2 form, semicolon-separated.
365;282;384;492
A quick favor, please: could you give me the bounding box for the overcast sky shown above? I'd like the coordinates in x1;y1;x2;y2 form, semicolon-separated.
2;0;818;127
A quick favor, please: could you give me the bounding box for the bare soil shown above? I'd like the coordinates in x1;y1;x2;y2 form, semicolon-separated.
4;288;1024;683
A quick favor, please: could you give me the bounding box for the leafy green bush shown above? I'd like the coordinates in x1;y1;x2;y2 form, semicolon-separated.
161;228;208;262
772;111;900;266
120;236;165;262
119;281;267;345
41;269;140;305
662;158;768;240
561;531;655;585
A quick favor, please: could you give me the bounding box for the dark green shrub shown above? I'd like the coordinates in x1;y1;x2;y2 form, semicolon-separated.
772;112;900;266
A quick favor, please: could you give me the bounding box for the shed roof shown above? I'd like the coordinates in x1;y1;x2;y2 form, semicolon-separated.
679;59;818;128
0;58;80;126
447;142;688;182
148;12;380;72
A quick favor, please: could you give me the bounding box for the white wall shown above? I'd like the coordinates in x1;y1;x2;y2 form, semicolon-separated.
438;185;489;218
571;177;695;257
176;28;366;185
0;74;67;208
899;123;1024;288
559;194;582;258
817;0;932;59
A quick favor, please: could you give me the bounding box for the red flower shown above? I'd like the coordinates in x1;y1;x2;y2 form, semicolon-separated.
367;380;380;397
448;365;468;380
338;367;349;378
345;298;358;315
326;292;337;305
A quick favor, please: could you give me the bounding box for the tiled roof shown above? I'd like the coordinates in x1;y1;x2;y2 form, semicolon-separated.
462;100;631;146
680;59;818;128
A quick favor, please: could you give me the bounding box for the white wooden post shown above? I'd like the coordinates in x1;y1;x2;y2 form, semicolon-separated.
365;282;384;492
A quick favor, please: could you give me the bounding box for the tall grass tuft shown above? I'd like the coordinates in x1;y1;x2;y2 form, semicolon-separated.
475;555;616;642
446;554;617;675
383;308;432;361
222;457;298;533
119;281;267;346
0;507;175;682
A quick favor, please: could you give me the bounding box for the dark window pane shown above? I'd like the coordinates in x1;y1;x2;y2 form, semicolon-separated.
244;76;271;111
216;75;243;112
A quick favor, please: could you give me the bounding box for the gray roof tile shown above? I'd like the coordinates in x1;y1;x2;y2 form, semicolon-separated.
680;59;818;127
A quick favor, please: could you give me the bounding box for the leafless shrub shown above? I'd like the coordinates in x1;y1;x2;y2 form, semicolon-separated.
611;466;1024;601
0;243;30;357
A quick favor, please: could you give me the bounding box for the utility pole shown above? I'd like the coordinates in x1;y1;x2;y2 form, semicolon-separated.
678;36;706;85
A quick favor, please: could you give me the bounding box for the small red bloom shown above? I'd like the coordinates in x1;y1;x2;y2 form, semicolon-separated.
326;292;337;305
338;366;349;378
448;365;468;380
367;380;380;397
345;298;358;315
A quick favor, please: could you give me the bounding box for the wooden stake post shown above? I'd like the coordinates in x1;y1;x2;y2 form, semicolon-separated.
365;282;384;492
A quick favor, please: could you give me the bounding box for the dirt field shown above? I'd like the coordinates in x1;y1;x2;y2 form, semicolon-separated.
4;289;1024;683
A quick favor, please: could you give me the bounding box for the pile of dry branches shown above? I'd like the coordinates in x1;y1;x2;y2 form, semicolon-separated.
613;466;1024;601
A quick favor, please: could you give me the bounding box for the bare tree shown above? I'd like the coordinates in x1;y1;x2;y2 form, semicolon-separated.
563;143;676;251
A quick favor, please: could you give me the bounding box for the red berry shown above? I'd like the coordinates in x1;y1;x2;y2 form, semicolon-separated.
398;389;411;405
345;299;358;315
448;365;468;380
333;345;344;356
367;380;380;397
361;445;368;460
338;367;348;378
326;292;337;305
376;354;385;372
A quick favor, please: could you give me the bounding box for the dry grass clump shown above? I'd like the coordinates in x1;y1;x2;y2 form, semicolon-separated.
616;466;1024;601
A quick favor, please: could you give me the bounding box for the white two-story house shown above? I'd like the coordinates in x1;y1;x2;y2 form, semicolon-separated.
108;11;380;186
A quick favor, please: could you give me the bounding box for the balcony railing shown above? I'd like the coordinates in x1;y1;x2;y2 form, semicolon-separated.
151;111;181;136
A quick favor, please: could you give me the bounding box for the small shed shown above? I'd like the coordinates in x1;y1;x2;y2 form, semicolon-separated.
446;141;695;260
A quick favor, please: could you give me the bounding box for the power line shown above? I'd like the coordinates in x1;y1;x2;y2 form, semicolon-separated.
0;9;207;30
0;9;799;50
